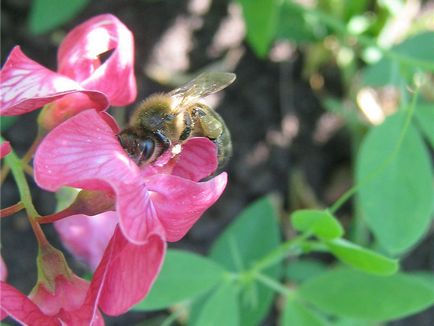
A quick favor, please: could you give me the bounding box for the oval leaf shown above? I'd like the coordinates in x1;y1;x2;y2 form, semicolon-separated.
192;282;239;326
356;112;434;254
135;250;226;311
209;197;282;326
291;210;344;240
282;300;328;326
326;238;399;275
300;268;434;321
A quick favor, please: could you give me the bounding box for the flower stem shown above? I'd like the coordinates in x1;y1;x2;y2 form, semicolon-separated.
0;201;25;218
37;208;76;224
2;139;48;246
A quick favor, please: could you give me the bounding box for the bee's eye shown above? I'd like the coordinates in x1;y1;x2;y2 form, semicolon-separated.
138;138;155;162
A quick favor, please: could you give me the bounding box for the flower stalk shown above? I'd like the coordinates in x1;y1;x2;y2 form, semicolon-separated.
2;140;47;246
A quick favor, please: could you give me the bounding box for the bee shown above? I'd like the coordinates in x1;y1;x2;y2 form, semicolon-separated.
117;72;236;168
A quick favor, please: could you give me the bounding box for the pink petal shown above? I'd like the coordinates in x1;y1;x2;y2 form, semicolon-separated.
30;275;89;317
0;46;108;116
84;227;166;316
54;212;118;271
116;182;163;244
147;172;228;242
0;141;11;159
34;109;139;193
172;137;219;181
0;282;59;325
58;14;136;106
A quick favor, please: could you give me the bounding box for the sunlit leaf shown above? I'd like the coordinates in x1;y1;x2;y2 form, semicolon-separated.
356;112;434;254
135;250;226;311
291;209;344;240
326;238;399;275
209;197;282;326
300;268;434;320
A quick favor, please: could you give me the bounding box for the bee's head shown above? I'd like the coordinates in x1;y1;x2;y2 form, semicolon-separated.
117;129;157;165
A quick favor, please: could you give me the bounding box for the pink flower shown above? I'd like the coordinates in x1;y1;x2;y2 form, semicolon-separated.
0;14;136;129
32;109;227;312
0;228;165;324
54;211;117;271
34;109;227;245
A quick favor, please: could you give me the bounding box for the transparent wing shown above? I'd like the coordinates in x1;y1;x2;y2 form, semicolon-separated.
169;72;236;112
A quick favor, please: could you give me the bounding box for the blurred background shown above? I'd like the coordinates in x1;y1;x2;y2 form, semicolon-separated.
1;0;433;325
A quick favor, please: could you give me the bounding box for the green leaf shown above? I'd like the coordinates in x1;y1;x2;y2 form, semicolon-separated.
192;282;239;326
282;300;328;326
135;250;226;311
356;112;434;254
326;238;399;275
28;0;89;34
300;268;434;321
414;101;434;148
362;32;434;86
291;210;344;240
238;0;280;57
276;2;319;43
286;259;327;283
209;197;282;326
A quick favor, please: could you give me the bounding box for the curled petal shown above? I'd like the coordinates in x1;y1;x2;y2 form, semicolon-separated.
86;227;166;315
34;109;139;193
54;212;118;271
0;282;59;325
0;141;11;159
147;172;228;242
0;47;108;116
58;14;136;106
172;137;219;182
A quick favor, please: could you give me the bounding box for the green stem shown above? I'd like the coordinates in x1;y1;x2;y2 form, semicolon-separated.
2;138;48;246
252;233;310;273
255;272;293;297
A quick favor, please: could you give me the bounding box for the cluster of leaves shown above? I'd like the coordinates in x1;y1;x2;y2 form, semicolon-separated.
132;198;433;325
230;0;433;324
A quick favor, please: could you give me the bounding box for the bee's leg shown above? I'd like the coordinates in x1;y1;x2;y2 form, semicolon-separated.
153;130;171;153
192;106;222;140
179;111;193;141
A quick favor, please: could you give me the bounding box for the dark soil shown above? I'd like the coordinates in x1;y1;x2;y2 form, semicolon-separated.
1;0;432;325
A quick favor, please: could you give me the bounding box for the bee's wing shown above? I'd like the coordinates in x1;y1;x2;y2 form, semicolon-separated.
169;72;236;112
